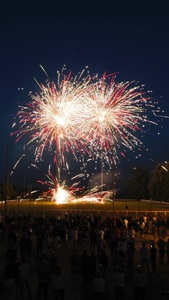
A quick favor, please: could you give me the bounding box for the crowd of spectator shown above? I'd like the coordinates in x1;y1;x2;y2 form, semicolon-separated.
0;212;169;299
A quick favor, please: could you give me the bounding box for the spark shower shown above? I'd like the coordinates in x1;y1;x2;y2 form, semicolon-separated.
11;66;162;203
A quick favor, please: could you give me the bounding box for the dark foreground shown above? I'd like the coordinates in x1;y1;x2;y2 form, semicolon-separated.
0;213;169;300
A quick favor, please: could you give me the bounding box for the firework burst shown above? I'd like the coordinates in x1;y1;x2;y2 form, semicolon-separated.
84;73;159;163
12;67;163;187
12;67;92;165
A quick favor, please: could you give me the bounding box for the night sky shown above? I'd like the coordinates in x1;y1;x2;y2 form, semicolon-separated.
1;1;169;192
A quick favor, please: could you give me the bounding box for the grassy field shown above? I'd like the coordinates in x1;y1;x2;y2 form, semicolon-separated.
0;199;169;216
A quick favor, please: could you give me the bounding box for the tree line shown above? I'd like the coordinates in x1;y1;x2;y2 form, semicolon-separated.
125;162;169;201
0;162;169;201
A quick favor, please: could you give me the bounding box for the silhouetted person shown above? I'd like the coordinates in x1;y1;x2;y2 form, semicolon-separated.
157;238;166;264
99;249;108;270
90;228;97;251
149;243;156;272
133;265;148;300
5;244;17;263
81;250;90;283
112;266;125;300
3;260;16;300
51;265;64;300
18;258;32;300
50;251;58;273
19;232;27;261
166;238;169;264
69;249;81;275
139;242;149;272
126;241;135;275
36;234;44;260
37;258;50;300
89;251;97;281
92;270;106;300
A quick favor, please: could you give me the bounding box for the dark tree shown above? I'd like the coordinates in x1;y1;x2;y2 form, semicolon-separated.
148;162;169;201
126;167;149;200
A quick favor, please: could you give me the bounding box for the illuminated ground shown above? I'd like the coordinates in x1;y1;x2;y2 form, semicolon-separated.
1;199;169;216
